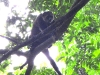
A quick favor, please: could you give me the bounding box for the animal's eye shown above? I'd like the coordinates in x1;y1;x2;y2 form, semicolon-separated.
48;17;52;21
46;16;53;22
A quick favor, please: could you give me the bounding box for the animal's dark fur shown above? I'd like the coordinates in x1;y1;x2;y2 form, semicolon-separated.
30;11;62;75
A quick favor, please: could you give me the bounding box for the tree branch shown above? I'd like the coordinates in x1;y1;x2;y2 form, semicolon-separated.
0;49;29;57
0;35;18;44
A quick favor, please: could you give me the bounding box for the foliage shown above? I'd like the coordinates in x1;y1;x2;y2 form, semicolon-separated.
55;0;100;75
1;0;100;75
